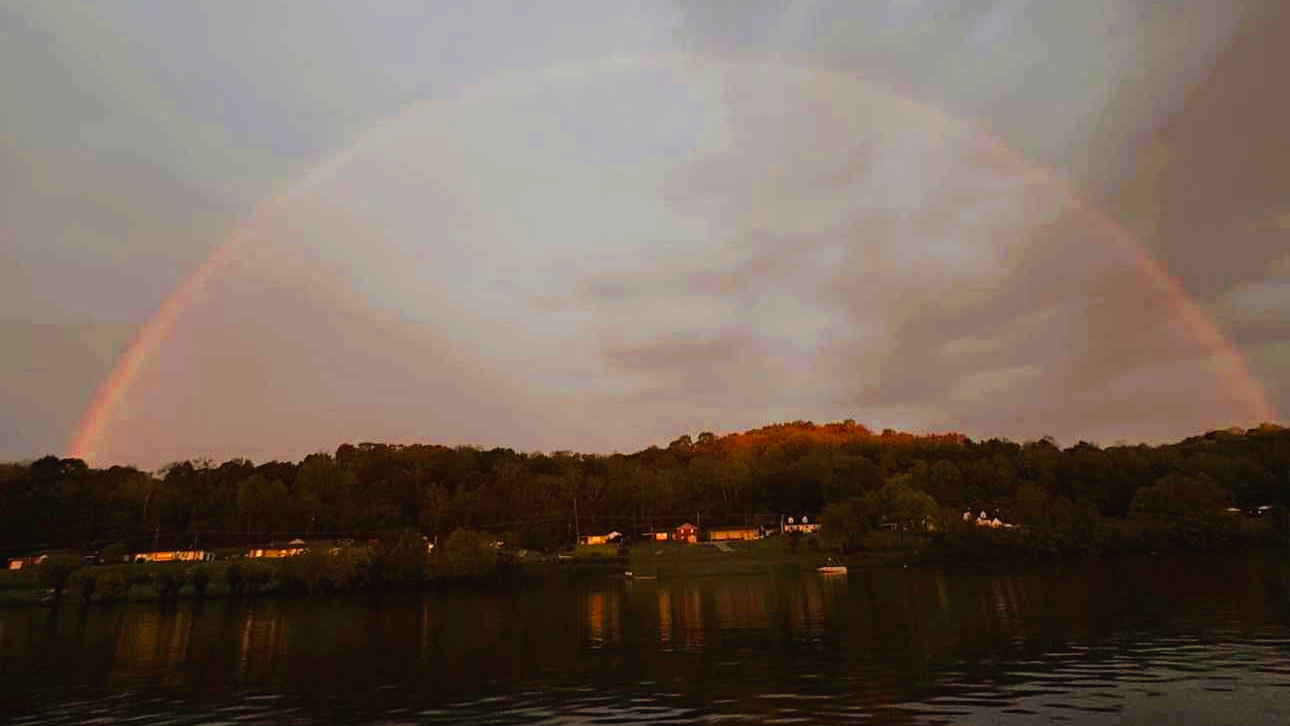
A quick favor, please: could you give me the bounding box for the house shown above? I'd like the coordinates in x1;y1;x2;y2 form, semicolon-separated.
965;511;1012;529
707;526;761;542
7;549;89;569
781;516;820;534
133;550;215;563
247;539;309;559
643;531;670;542
579;531;622;546
7;555;45;571
675;523;699;543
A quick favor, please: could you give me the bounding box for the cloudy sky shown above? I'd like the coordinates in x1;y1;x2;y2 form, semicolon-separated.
3;1;1287;468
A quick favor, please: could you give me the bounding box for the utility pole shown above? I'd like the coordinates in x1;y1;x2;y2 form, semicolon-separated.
573;494;580;542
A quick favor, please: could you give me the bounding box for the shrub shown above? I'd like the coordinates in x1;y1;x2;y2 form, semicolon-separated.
127;570;152;588
819;501;865;554
430;528;499;581
376;528;429;588
38;556;85;597
241;561;274;593
225;561;273;595
95;570;130;603
67;568;97;603
225;561;246;596
326;547;373;592
1266;506;1290;545
151;570;183;601
188;564;214;598
99;543;128;564
279;551;330;595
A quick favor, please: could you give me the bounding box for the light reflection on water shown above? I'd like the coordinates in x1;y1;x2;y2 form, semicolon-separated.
2;555;1289;725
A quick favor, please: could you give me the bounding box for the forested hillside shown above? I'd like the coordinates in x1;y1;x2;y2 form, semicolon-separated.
2;421;1287;559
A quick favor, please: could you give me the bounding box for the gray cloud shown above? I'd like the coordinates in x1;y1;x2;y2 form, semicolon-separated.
603;330;780;400
0;320;134;461
4;1;1285;465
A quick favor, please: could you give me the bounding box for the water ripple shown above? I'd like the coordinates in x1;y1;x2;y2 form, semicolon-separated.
5;558;1290;725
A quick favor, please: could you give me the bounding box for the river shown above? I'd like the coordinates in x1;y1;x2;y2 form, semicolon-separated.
2;555;1289;724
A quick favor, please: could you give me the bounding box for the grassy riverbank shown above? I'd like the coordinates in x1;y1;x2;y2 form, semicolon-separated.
624;539;832;578
569;533;935;579
8;527;1281;608
0;535;863;606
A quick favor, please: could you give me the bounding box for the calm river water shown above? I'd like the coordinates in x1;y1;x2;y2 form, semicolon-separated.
2;555;1289;725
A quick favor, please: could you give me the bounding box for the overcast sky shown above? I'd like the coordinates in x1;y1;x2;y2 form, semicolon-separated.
3;1;1287;467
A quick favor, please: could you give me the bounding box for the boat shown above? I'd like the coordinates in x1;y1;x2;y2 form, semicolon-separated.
816;558;847;574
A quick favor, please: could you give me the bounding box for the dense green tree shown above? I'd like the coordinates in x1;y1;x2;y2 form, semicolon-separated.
819;501;865;554
38;556;85;597
2;422;1288;563
880;481;940;537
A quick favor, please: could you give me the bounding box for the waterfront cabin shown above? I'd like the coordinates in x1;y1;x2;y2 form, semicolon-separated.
707;526;761;542
247;539;309;559
133;550;214;564
675;523;699;543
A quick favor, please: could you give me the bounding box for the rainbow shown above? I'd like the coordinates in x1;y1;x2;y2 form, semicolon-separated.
66;55;1278;465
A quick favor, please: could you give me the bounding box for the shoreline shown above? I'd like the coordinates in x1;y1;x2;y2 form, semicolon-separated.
5;542;1285;610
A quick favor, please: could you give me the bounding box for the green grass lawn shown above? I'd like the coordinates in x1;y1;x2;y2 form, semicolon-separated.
625;537;825;578
571;544;622;559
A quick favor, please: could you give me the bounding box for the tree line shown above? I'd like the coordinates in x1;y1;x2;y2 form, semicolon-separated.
2;420;1288;561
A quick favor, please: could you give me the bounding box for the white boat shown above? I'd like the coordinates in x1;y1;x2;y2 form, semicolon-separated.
817;558;847;574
